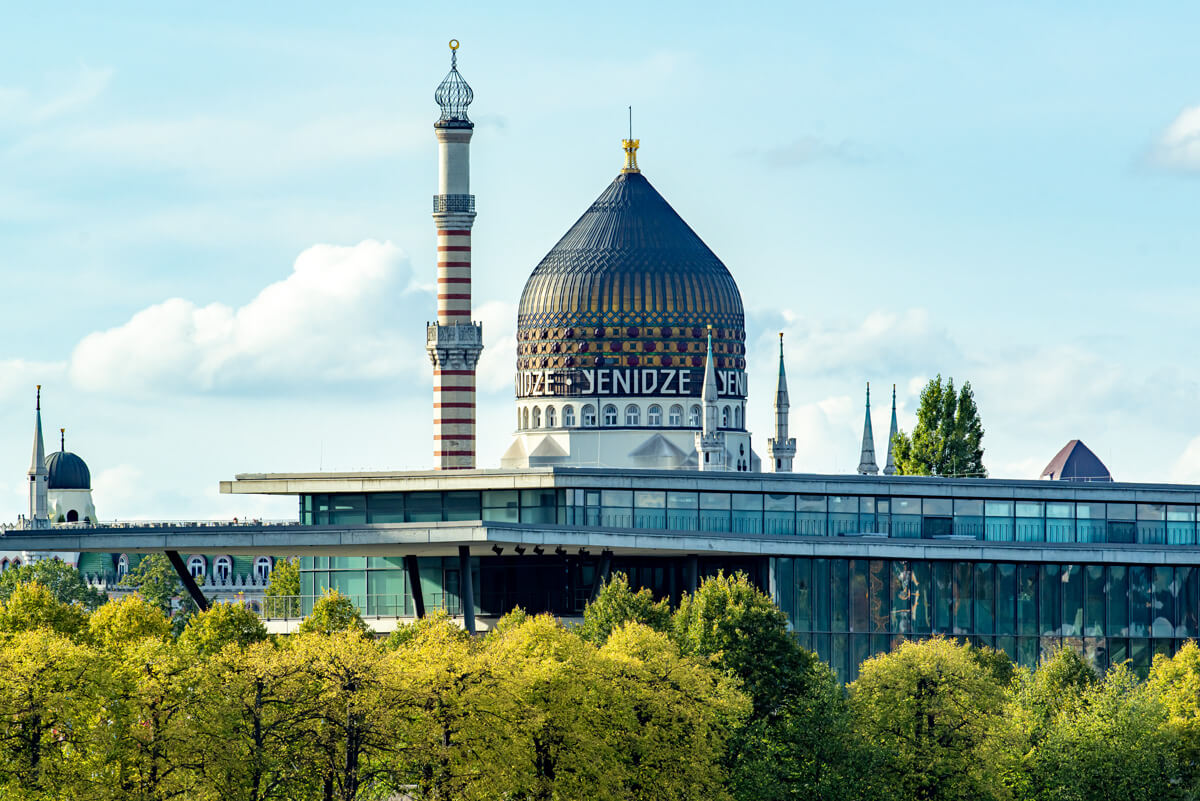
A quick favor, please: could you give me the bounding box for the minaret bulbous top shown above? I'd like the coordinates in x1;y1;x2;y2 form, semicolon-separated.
434;39;474;128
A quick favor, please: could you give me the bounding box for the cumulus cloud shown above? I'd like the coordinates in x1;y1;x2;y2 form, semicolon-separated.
1171;437;1200;484
1152;105;1200;172
69;240;432;395
0;359;67;403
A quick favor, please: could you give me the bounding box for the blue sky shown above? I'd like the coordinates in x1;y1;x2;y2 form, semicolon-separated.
2;2;1199;521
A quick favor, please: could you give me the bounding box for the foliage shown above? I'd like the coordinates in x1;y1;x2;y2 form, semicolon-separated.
0;581;89;638
178;601;268;657
0;559;106;610
88;594;172;650
297;589;368;636
891;375;986;477
118;554;185;615
264;556;300;618
577;572;672;644
849;637;1007;801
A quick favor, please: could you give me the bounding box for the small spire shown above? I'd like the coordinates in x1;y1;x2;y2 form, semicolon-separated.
36;384;41;411
857;381;879;475
621;138;640;173
435;39;474;126
884;384;899;475
60;428;65;452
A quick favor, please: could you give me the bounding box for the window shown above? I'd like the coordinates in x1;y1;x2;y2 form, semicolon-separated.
603;405;618;426
721;406;730;427
582;404;596;427
546;406;557;427
214;556;233;583
647;405;662;426
563;405;575;427
734;405;742;428
689;405;701;426
66;509;79;522
669;404;683;426
625;404;640;425
117;554;129;578
516;409;522;429
255;556;272;582
522;408;529;429
532;406;541;427
187;555;206;578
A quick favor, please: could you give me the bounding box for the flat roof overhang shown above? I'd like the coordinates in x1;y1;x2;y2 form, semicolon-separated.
6;521;1200;565
220;466;1200;504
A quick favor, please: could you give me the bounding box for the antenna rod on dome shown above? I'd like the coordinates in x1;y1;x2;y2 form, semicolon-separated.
60;428;65;452
629;105;632;140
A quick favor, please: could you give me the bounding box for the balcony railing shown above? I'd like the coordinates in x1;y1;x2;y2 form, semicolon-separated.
432;194;475;214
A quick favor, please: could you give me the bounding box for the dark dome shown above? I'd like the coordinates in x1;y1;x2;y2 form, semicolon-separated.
46;451;90;490
518;171;744;334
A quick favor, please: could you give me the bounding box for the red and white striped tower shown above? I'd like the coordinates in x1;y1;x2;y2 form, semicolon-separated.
427;40;483;469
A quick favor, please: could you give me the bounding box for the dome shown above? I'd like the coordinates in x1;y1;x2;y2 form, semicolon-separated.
516;168;746;376
46;450;90;490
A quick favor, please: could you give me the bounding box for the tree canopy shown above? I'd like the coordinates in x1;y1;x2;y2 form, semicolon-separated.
891;375;986;477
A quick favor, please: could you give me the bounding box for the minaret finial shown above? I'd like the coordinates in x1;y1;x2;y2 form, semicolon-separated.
435;39;473;126
621;112;640;175
60;428;65;452
36;384;41;411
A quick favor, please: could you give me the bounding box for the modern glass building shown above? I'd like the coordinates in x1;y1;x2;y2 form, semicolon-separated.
225;467;1200;680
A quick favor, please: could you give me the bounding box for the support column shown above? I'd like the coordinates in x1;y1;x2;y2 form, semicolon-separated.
165;550;209;611
458;546;476;634
685;554;699;594
405;555;425;618
590;550;613;602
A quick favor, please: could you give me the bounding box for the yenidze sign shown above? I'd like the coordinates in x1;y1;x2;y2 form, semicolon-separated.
516;367;747;399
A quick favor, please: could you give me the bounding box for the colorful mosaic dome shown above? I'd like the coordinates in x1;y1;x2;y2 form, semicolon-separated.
516;163;746;372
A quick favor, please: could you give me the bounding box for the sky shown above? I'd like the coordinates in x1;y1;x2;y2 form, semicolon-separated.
2;1;1199;522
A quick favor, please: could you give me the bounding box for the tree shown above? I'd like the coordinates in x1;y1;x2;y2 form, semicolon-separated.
849;637;1007;801
0;559;106;610
264;557;300;619
577;573;671;645
178;602;268;657
118;554;185;615
88;594;172;651
297;589;368;636
1146;641;1200;791
0;581;89;638
891;375;986;477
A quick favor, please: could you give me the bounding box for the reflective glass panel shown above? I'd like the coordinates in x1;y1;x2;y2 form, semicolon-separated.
996;563;1016;636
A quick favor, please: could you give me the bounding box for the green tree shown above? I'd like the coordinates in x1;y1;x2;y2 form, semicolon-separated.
88;594;172;651
891;375;986;477
118;554;186;616
849;637;1007;801
1146;641;1200;792
263;557;300;619
178;602;268;657
0;559;106;610
0;581;89;638
297;589;368;636
577;572;672;644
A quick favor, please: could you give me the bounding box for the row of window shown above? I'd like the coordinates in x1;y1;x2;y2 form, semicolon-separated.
517;402;743;430
181;555;273;583
776;557;1200;679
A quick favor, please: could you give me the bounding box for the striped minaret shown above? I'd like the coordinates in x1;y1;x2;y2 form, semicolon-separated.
427;40;483;470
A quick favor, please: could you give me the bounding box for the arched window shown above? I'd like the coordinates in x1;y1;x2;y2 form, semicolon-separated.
669;405;683;426
647;404;662;426
522;408;530;429
563;405;576;427
721;406;730;427
689;405;701;427
255;556;273;582
603;405;618;426
546;406;557;427
532;406;541;427
66;509;79;522
1;559;8;572
582;404;597;427
517;409;522;429
625;404;640;426
187;555;206;579
117;554;129;578
734;405;742;429
214;556;233;583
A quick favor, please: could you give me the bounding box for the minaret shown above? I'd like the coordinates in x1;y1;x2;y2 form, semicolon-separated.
27;386;49;528
695;329;727;471
426;39;483;470
857;382;879;475
766;333;796;472
884;384;899;475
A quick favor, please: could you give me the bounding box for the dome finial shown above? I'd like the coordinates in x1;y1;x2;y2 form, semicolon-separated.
435;39;473;127
60;428;65;452
622;107;640;173
36;385;41;411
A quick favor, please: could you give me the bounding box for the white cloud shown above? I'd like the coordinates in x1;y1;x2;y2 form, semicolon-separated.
1152;105;1200;172
1171;437;1200;484
68;239;432;394
475;300;518;393
0;360;67;403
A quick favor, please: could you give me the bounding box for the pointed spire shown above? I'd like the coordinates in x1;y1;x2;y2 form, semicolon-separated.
774;332;789;413
884;384;899;475
857;382;879;475
701;326;719;435
767;333;797;472
29;386;46;478
28;385;49;525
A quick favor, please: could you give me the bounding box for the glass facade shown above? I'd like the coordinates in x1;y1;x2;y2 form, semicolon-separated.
775;556;1200;681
